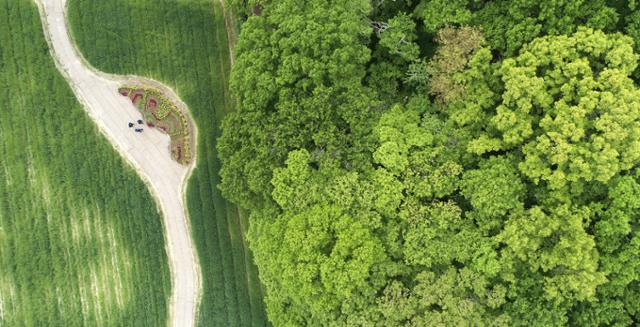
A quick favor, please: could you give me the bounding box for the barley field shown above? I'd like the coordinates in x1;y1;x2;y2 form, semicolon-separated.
0;0;170;326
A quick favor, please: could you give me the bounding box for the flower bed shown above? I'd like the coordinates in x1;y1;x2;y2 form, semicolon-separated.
119;86;193;165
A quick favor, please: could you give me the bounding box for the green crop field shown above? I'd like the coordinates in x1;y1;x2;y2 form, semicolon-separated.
67;0;268;326
0;0;170;326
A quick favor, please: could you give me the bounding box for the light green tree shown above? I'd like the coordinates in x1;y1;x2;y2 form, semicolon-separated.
377;13;420;62
471;28;640;195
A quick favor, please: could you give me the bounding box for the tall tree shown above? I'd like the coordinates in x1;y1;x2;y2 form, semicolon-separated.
417;0;619;54
218;0;377;210
470;28;640;197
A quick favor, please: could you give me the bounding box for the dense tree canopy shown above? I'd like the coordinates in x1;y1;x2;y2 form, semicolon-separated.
219;0;640;325
218;0;377;210
417;0;619;55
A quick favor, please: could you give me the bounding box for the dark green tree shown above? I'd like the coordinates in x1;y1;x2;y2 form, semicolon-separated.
218;0;378;210
417;0;619;54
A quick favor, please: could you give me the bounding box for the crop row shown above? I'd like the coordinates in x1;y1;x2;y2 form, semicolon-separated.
0;1;170;326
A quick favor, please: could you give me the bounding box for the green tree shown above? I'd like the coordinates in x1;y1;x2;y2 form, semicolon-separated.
417;0;619;54
250;150;392;325
377;13;420;62
624;9;640;79
422;26;485;105
416;0;474;33
460;155;525;231
471;28;640;195
218;0;377;210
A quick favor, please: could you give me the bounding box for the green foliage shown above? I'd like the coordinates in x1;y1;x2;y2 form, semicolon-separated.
218;1;640;326
625;9;640;78
417;0;620;55
67;0;267;326
424;26;485;105
252;151;392;325
377;13;420;62
460;156;525;230
416;0;474;32
218;0;377;210
472;28;640;194
439;45;502;132
499;205;607;302
0;1;169;325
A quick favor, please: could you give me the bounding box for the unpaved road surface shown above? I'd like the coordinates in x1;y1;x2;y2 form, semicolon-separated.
36;0;200;326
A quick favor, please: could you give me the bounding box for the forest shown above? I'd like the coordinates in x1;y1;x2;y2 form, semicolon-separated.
0;0;170;325
219;0;640;325
67;0;268;326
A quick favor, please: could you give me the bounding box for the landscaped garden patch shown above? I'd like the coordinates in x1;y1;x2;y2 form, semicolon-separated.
119;86;194;165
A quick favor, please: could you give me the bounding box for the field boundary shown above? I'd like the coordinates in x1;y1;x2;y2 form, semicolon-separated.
219;0;236;66
213;1;269;324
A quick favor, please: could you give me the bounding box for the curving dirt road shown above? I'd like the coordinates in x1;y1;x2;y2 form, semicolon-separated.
35;0;201;326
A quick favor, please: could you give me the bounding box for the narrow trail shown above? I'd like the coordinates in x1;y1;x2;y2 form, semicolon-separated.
218;0;236;67
35;0;201;326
